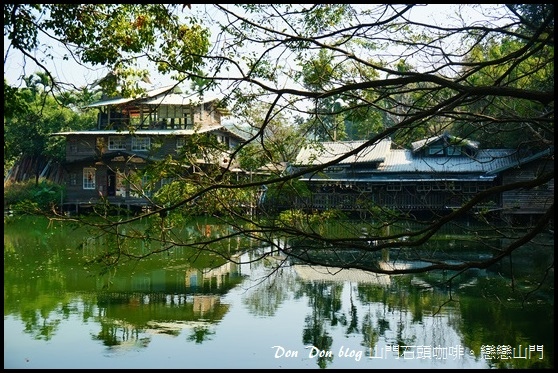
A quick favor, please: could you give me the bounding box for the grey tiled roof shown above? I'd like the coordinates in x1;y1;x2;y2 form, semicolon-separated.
294;137;521;175
410;133;479;152
378;149;518;173
294;138;392;166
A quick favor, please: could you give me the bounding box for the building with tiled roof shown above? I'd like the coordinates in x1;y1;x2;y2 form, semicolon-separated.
264;133;553;217
51;86;246;214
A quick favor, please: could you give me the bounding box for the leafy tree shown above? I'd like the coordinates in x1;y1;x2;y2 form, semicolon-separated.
235;101;305;171
299;49;348;141
455;35;553;150
4;4;210;96
4;73;97;180
3;5;554;293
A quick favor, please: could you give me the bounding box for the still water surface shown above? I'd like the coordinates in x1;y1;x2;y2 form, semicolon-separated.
4;216;553;369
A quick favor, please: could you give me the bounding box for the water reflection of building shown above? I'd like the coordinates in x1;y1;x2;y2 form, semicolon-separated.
185;261;241;291
93;258;245;347
193;294;220;315
95;255;244;294
294;264;391;285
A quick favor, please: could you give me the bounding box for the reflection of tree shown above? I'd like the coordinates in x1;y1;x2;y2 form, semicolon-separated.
5;215;553;368
395;312;417;355
242;260;299;317
5;216;240;352
360;302;392;356
24;317;61;342
457;278;554;369
357;280;454;357
302;282;344;323
299;281;344;368
4;219;78;341
302;315;334;369
187;326;215;344
344;284;359;335
92;321;150;348
361;312;380;353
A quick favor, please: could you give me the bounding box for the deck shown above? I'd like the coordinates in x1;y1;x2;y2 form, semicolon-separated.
61;197;155;215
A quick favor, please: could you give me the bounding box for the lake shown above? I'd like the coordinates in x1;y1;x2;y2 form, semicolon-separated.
4;215;554;369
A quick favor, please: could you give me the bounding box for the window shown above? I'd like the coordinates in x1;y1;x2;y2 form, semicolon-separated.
428;145;444;155
416;184;431;192
447;182;461;191
69;173;77;186
184;108;193;127
69;140;78;153
159;105;182;119
432;183;446;191
108;136;126;150
83;168;96;189
132;137;150;151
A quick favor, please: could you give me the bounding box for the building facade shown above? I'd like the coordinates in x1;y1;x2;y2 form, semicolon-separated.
52;86;246;213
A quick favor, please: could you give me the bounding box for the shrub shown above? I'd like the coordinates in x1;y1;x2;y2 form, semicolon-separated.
4;179;65;213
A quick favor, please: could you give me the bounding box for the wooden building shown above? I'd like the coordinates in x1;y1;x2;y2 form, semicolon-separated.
52;86;246;213
489;148;554;218
264;133;553;218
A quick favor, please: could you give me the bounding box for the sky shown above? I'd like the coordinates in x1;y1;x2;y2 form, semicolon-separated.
3;33;175;91
3;5;509;92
